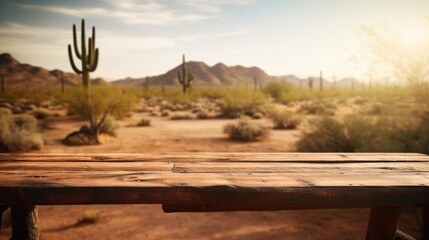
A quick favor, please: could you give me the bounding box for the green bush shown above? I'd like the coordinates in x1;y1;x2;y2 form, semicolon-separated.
62;85;138;121
223;117;270;142
0;110;43;152
220;88;269;118
298;101;336;115
263;81;293;103
268;110;301;130
296;115;381;152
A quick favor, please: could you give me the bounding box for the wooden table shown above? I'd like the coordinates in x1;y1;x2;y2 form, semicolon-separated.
0;153;428;240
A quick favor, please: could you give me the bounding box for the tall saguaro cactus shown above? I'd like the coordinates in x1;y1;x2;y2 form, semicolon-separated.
177;54;193;95
308;77;313;91
68;19;99;91
319;71;323;91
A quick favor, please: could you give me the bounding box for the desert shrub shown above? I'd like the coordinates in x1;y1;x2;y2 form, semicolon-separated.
263;81;293;103
76;210;103;225
196;110;210;119
296;115;382;152
171;113;193;120
363;103;384;115
220;88;269;118
268;110;301;129
298;101;336;115
252;112;264;119
32;109;50;120
137;118;151;127
223;117;270;142
62;85;138;121
161;109;171;117
380;117;429;154
99;116;119;137
0;111;43;152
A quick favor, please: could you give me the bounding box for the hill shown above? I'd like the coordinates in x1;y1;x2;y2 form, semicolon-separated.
0;53;80;89
277;74;362;89
113;61;276;86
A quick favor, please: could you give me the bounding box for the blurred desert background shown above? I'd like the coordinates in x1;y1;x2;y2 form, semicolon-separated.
1;0;429;239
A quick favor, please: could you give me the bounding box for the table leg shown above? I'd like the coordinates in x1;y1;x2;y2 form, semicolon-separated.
366;207;401;240
11;205;38;240
0;205;9;237
423;207;429;240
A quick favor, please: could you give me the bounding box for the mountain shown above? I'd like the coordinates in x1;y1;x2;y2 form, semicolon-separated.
113;61;276;86
277;74;363;89
0;53;80;88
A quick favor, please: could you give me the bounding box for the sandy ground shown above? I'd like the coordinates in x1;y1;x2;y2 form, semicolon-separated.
0;111;424;239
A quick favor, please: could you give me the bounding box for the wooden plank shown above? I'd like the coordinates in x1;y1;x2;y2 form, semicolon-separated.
11;204;38;240
0;170;428;188
173;162;429;173
366;207;401;240
1;153;428;163
0;161;174;172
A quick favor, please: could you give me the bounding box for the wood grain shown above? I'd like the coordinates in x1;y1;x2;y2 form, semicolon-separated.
0;153;427;210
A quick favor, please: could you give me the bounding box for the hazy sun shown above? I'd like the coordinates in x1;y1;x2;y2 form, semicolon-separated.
399;24;429;50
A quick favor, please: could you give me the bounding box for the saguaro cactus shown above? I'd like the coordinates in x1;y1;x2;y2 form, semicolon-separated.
254;76;258;91
177;54;193;95
319;71;323;91
308;77;313;91
68;19;99;91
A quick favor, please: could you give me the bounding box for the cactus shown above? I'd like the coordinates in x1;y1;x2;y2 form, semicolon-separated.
144;76;149;94
308;77;313;91
0;75;4;94
299;79;303;88
68;19;99;91
177;54;193;95
161;84;165;95
319;71;323;91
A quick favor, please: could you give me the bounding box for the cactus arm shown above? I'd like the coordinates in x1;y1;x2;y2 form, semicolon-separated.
68;45;82;74
88;48;99;72
72;24;82;59
81;19;87;70
178;71;184;84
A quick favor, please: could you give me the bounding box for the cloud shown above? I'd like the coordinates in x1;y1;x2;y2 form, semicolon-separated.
17;0;253;25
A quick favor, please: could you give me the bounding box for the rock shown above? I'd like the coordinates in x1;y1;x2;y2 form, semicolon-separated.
63;131;98;146
11;106;22;114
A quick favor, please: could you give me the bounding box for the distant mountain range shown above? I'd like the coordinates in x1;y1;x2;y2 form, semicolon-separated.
112;61;276;86
0;53;363;89
0;53;80;88
277;75;363;89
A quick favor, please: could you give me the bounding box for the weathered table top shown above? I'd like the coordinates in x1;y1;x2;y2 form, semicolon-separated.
0;153;428;212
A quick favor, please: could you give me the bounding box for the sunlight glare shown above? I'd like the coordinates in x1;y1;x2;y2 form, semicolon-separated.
399;23;429;51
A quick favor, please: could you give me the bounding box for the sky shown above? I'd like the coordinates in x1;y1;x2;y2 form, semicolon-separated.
1;0;429;81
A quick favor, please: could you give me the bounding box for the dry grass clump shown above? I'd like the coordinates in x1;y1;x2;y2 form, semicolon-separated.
223;117;270;142
268;110;301;130
0;109;43;152
76;210;103;225
137;118;151;127
170;113;193;120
